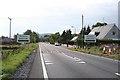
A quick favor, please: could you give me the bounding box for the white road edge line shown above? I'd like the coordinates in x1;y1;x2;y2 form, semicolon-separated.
39;44;49;80
115;73;120;76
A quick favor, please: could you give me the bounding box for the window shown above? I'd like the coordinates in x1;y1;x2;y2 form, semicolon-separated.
112;31;116;35
95;32;100;36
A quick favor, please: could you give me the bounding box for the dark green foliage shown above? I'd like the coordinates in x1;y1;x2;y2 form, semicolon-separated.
24;30;32;35
96;39;120;45
92;22;107;29
14;30;39;43
86;25;91;35
49;32;61;44
61;29;73;44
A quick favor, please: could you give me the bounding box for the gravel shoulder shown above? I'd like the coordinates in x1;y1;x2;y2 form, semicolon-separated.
28;48;43;78
10;49;38;79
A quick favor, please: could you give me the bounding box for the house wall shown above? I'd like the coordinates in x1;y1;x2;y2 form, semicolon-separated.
104;25;120;40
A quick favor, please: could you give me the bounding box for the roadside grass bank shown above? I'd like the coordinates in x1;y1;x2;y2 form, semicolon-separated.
1;43;39;80
69;46;120;60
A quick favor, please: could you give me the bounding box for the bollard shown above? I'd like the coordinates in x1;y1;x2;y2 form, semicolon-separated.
108;48;112;54
102;47;106;53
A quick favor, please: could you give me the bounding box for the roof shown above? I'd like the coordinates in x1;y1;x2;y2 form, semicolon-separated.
89;24;118;39
71;36;78;41
2;38;13;42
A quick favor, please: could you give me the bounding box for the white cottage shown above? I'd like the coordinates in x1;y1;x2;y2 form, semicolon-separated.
89;24;120;40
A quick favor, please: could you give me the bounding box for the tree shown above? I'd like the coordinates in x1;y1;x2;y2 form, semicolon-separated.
66;29;72;42
0;36;6;39
24;29;32;35
86;25;91;35
49;32;60;44
61;30;66;44
60;29;72;45
92;22;107;29
23;30;39;43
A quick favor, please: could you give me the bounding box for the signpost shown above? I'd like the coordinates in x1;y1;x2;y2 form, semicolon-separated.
84;35;96;43
17;35;30;44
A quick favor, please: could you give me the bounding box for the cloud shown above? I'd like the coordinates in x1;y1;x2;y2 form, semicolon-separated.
0;0;119;37
0;0;118;17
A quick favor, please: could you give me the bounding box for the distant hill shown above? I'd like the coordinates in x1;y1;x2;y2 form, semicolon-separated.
37;33;52;38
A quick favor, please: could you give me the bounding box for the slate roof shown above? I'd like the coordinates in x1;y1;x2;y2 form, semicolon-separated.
71;36;78;41
89;24;120;39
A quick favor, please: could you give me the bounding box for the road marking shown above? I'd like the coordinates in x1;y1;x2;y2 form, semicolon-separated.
73;57;79;60
39;44;49;80
46;63;53;65
77;61;86;64
45;61;54;65
61;52;86;64
75;59;82;62
45;61;52;63
115;73;120;76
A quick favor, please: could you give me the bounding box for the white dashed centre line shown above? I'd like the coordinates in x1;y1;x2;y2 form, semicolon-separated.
45;61;54;65
62;52;86;64
77;61;86;64
115;73;120;76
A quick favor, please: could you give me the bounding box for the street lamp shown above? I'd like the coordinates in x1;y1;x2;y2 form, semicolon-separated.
71;26;77;48
8;17;12;38
71;26;76;34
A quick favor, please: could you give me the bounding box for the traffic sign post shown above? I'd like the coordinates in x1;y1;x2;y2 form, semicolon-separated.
84;35;96;43
17;35;30;44
84;35;96;49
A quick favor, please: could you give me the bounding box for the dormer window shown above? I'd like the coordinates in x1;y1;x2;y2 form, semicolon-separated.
112;31;116;35
95;32;100;36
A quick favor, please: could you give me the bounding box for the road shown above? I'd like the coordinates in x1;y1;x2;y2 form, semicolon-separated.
29;42;120;80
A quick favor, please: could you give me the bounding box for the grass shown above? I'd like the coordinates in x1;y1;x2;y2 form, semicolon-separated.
1;43;39;80
69;46;120;60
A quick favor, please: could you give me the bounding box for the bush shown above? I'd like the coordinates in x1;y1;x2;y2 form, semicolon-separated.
96;39;120;45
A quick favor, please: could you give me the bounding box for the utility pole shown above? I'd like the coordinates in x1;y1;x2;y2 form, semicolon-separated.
8;17;12;38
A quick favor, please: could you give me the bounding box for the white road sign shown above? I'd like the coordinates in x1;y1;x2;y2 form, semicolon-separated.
84;35;96;43
17;35;30;44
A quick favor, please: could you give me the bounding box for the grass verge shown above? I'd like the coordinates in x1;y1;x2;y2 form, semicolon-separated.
69;47;120;60
1;43;39;80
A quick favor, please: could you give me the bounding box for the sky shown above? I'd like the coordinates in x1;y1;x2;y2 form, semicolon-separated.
0;0;119;37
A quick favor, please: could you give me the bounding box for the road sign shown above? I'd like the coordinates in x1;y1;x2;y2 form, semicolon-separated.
84;35;96;43
17;35;30;44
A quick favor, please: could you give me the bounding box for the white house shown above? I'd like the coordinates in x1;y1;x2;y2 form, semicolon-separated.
70;36;78;41
89;24;120;40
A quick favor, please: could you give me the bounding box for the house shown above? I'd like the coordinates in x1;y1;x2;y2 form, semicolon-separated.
2;37;14;44
89;24;120;40
70;36;78;41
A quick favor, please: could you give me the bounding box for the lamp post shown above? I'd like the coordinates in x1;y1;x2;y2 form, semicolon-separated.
71;26;76;34
8;17;12;38
71;26;77;48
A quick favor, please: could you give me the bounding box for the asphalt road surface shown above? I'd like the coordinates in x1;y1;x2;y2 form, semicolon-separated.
29;42;120;80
